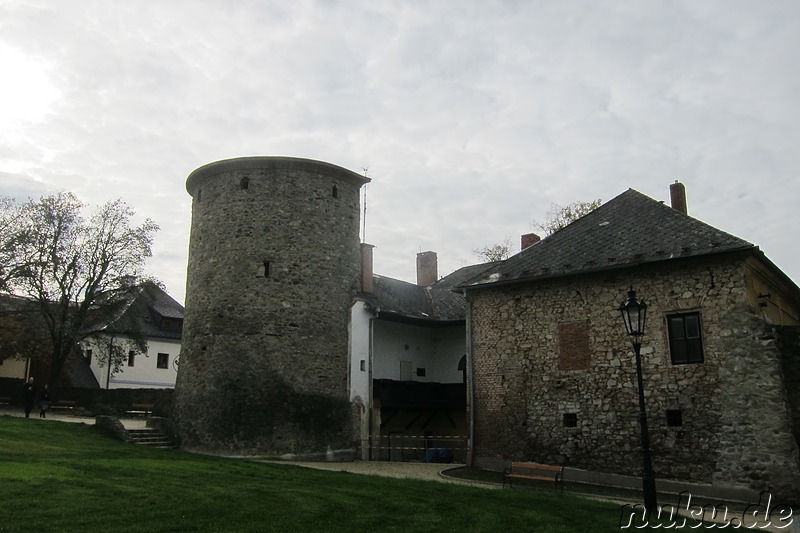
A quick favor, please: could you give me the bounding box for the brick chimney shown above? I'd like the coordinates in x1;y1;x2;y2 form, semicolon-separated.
670;181;687;215
416;251;438;286
521;233;541;251
361;243;374;293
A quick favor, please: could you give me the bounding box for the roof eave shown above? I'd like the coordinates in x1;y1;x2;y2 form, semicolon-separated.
459;246;756;292
376;309;465;328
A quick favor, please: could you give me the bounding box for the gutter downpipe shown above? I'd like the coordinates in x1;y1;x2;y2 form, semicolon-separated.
368;308;377;461
464;290;475;467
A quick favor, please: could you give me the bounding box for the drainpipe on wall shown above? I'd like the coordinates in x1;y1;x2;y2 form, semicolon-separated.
368;308;377;461
464;291;475;467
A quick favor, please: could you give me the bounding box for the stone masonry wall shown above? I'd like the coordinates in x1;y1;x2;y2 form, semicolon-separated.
714;309;800;497
468;255;800;496
174;157;368;455
776;326;800;456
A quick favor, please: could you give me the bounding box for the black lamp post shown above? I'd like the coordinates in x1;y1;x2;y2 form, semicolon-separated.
618;287;658;513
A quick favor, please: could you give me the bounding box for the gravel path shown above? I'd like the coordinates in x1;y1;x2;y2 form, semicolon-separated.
0;406;148;428
271;460;497;488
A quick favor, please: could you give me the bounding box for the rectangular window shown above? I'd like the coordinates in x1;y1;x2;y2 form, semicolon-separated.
128;351;135;367
563;413;578;427
667;312;704;364
85;349;92;364
157;353;169;369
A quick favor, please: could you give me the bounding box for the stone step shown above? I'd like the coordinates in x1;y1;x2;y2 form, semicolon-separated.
127;428;176;449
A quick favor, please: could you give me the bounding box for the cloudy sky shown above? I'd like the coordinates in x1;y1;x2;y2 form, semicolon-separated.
1;0;798;304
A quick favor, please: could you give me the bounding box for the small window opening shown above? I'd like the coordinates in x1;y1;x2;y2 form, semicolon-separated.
360;360;366;372
240;177;250;190
563;413;578;427
85;349;93;364
262;261;271;278
666;409;683;427
127;351;136;367
332;185;338;198
416;367;426;377
197;188;202;202
157;353;169;369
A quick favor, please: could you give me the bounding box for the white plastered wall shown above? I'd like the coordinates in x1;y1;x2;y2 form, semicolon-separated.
372;320;464;383
87;336;180;389
0;357;28;379
349;301;373;404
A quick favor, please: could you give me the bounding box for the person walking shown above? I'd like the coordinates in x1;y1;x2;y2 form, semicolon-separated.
39;384;51;418
22;377;36;418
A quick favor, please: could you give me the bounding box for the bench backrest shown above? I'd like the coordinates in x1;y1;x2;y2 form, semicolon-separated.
511;462;563;473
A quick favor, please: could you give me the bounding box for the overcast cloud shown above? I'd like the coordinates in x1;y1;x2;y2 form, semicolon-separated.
1;0;798;303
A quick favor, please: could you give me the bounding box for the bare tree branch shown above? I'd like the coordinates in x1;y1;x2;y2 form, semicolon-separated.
533;199;602;236
1;193;159;386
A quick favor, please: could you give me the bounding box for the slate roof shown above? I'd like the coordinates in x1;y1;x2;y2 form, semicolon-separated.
105;282;184;340
459;188;756;289
360;262;495;323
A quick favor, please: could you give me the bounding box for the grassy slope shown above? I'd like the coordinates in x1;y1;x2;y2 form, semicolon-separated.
1;416;650;532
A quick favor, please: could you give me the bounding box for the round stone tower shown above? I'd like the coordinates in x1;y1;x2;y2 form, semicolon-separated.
174;156;369;455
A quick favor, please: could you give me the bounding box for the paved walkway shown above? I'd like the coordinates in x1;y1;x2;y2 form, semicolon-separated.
0;406;148;429
268;459;497;488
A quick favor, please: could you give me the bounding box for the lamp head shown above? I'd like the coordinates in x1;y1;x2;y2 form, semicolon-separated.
619;287;647;339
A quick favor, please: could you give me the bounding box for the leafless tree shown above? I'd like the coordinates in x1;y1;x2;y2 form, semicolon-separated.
1;192;159;386
473;237;513;263
0;197;32;292
533;199;602;236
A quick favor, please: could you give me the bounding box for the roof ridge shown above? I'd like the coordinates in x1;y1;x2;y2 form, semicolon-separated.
459;188;755;289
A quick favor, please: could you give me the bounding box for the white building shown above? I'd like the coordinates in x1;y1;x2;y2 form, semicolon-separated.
349;248;491;462
85;282;183;389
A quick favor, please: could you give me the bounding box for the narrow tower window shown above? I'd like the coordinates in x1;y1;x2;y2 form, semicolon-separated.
263;261;271;278
240;177;250;190
332;185;338;198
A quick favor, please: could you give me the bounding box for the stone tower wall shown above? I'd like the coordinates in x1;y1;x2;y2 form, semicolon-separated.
174;157;369;455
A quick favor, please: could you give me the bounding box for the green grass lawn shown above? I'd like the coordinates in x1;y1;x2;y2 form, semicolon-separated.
1;416;700;532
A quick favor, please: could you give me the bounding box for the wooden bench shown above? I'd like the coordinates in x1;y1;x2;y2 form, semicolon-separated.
503;462;564;492
128;403;154;415
52;400;78;410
